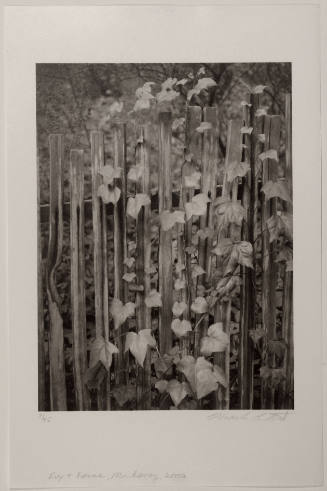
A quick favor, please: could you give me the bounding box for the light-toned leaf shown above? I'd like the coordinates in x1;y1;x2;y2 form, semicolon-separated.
171;319;192;338
122;272;136;283
191;264;206;279
184;171;201;188
89;336;118;371
213;365;228;389
252;84;267;94
99;165;122;185
176;78;188;86
145;289;162;308
167;379;190;406
172;117;185;131
172;301;187;317
124;257;135;268
110;299;136;329
127;193;151;219
258;149;279;162
97;185;121;205
261;180;292;202
125;329;156;367
200;322;229;355
127;163;143;182
155;379;168;394
255;107;267;117
196;122;213;133
215;198;246;227
174;278;186;290
226;161;250;182
185;193;211;221
241;126;253;135
240;100;252;107
175;262;185;274
191;296;208;314
257;133;266;143
160;210;185;231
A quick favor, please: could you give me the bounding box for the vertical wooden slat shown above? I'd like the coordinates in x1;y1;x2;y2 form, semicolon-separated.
183;106;202;317
282;93;293;408
261;115;281;409
91;131;110;409
195;107;219;357
158;111;173;355
37;158;46;411
113;124;128;386
239;94;260;409
47;134;67;411
213;120;242;409
70;149;89;410
135;125;152;409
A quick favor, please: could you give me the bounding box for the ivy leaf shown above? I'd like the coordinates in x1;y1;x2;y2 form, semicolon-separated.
255;107;268;117
172;301;187;317
235;241;253;268
160;210;185;231
184;171;201;188
127;193;151;219
175;262;185;274
276;245;293;263
124;257;135;268
112;384;135;407
196;122;213;133
240;126;253;135
200;322;229;355
133;82;155;111
240;100;252;107
166;379;190;407
145;289;162;308
197;66;206;76
174;278;186;290
157;88;180;103
99;165;122;185
125;329;157;367
216;275;240;299
268;339;286;360
213;365;228;389
171;319;192;338
191;264;206;279
252;84;267;94
155;379;168;394
172;117;185;131
97;184;121;205
89;336;119;371
187;77;217;101
127;163;143;182
257;134;266;143
226;161;250;182
212;237;233;257
191;296;208;314
258;149;279;162
261;180;292;202
267;214;285;242
176;355;196;391
215;198;246;227
260;366;271;379
176;78;188;86
197;357;220;399
249;328;266;344
122;272;137;283
109;100;124;116
197;227;214;240
185;193;211;221
109;299;136;329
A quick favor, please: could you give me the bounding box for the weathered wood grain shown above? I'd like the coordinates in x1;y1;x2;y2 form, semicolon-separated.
70;149;89;410
47;134;67;411
158;111;173;355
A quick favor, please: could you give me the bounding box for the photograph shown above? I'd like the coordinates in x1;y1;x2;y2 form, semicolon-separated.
37;62;293;411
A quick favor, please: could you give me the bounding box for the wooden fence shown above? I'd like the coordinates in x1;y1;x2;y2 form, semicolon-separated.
38;95;293;411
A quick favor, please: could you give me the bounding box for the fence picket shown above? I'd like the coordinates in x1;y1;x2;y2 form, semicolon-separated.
135;125;152;408
91;131;110;409
47;134;67;410
282;93;293;408
261;115;281;409
70;149;89;410
158;111;173;355
113;124;128;387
